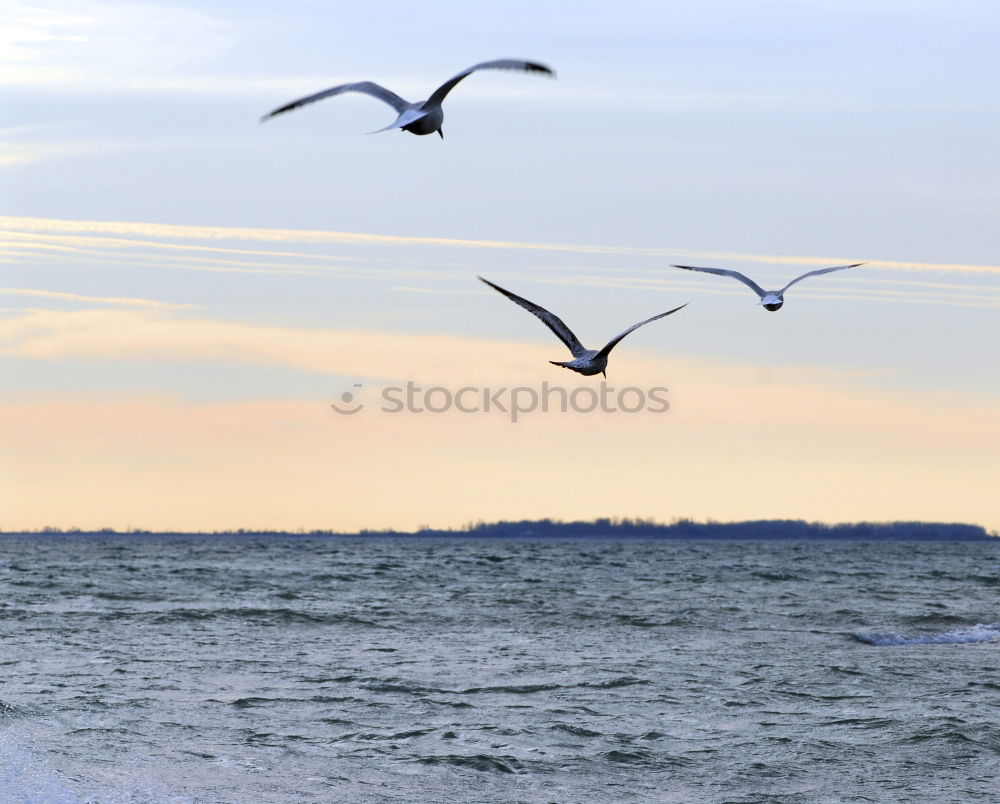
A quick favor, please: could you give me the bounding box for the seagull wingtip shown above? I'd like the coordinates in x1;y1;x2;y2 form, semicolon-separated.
527;61;556;76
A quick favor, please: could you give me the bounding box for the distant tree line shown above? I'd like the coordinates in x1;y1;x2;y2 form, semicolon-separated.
440;518;996;541
5;518;995;540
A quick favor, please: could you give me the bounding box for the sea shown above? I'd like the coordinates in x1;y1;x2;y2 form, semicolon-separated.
1;535;998;803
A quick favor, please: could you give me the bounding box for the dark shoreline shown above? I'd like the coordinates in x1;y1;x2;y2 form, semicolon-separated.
3;519;995;541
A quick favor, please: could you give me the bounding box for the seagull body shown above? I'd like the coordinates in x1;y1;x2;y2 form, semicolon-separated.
479;277;686;377
261;59;554;138
672;263;864;310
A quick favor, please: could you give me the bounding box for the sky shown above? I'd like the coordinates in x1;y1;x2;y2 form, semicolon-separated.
2;0;999;532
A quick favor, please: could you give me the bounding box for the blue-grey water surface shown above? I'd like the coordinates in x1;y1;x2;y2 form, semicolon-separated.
1;536;998;803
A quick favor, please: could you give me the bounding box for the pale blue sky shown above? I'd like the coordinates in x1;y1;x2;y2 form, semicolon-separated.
2;1;999;531
6;0;1000;248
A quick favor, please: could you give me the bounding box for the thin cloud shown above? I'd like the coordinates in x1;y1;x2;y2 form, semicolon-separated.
3;238;455;282
0;230;366;263
4;214;1000;276
4;217;1000;310
0;287;195;310
0;307;990;394
0;142;105;167
391;285;483;296
0;308;573;386
490;272;1000;309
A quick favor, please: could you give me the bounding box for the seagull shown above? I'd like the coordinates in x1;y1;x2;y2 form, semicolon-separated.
260;59;554;138
479;277;686;377
671;263;864;311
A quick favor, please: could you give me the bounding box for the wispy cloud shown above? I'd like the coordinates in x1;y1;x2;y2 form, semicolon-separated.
1;230;364;264
0;307;581;385
391;285;483;296
0;306;885;396
4;214;999;277
0;141;108;167
4;216;1000;313
0;0;232;88
0;287;194;309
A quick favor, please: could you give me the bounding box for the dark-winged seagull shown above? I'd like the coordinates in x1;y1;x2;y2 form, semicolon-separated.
479;277;686;377
260;59;554;138
671;263;864;311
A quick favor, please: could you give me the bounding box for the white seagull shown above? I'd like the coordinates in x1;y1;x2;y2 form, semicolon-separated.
672;263;864;311
479;277;687;378
260;59;554;138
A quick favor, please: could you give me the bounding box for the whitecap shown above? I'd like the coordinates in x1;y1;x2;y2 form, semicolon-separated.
854;622;1000;646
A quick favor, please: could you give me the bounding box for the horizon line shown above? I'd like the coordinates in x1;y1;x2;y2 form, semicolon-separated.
4;517;994;539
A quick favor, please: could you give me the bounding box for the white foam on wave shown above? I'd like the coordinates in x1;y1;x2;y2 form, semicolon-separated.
0;729;82;804
0;723;192;804
854;622;1000;646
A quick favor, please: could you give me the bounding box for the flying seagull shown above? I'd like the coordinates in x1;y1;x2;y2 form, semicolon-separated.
479;276;686;377
260;59;554;138
671;263;864;311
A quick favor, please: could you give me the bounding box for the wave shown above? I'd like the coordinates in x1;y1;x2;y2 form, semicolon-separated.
360;681;450;696
0;735;81;804
229;696;304;709
148;608;384;627
551;723;602;738
610;613;691;627
423;698;474;709
413;754;521;774
853;622;1000;646
459;683;562;695
0;700;26;719
352;728;435;742
752;571;804;581
92;591;167;602
357;676;651;697
0;728;179;802
580;676;651;690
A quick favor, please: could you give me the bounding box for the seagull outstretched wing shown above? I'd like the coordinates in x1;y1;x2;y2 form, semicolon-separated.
427;59;554;108
672;265;767;298
261;81;410;122
479;277;586;358
595;304;687;360
778;263;864;294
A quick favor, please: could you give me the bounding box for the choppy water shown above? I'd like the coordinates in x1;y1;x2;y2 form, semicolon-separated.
1;535;998;803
